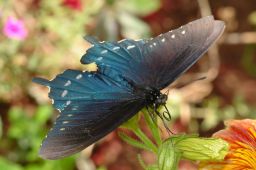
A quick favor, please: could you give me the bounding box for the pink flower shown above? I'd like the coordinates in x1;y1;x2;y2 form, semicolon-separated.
62;0;82;11
3;16;28;40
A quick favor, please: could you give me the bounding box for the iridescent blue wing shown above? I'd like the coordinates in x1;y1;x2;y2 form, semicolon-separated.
33;70;145;159
81;16;225;89
81;37;150;86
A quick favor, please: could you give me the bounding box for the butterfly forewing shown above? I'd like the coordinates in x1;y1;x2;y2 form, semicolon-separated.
81;16;224;89
142;16;225;89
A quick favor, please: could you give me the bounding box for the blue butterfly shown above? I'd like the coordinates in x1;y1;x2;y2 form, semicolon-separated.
33;16;225;159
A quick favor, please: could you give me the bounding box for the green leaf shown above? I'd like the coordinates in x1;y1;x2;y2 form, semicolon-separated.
120;112;157;153
118;132;151;151
34;105;53;125
8;107;28;139
134;128;158;153
39;156;76;170
121;113;140;130
137;154;147;170
146;164;159;170
158;140;181;170
143;109;162;146
0;157;22;170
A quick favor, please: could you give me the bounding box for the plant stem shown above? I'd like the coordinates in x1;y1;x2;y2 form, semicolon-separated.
134;128;158;153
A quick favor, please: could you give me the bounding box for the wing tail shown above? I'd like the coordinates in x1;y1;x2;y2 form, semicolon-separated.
33;77;51;86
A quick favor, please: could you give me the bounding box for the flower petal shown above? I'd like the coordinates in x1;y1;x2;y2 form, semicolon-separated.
3;16;28;40
199;119;256;170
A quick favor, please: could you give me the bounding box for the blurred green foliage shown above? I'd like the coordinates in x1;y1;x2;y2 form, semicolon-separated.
198;96;256;132
0;105;76;170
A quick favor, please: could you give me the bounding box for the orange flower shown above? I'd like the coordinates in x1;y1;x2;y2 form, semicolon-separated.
199;119;256;170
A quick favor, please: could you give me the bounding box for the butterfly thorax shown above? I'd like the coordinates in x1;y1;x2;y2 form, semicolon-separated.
143;87;168;106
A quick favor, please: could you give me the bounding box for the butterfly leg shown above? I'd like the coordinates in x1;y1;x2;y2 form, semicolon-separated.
162;105;172;121
154;104;173;135
146;105;158;127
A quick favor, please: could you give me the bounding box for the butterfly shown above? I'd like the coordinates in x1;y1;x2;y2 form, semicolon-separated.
33;16;225;159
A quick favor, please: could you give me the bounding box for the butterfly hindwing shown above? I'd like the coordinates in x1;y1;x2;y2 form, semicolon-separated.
33;70;145;159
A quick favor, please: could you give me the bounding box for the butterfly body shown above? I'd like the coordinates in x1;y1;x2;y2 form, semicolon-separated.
137;86;167;106
33;16;225;159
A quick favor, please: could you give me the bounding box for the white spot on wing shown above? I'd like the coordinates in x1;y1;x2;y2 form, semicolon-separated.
171;34;175;39
61;90;68;97
127;45;135;50
63;121;69;124
88;74;92;77
76;74;82;79
51;99;54;104
113;47;120;50
135;39;142;41
153;42;156;46
66;100;71;105
97;57;103;61
60;128;65;131
150;45;153;48
118;39;126;43
47;86;50;92
72;108;77;111
181;30;186;34
64;80;71;86
67;114;73;117
101;50;108;54
161;38;166;42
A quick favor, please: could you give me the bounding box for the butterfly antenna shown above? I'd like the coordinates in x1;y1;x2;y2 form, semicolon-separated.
146;104;165;133
179;76;207;88
163;105;172;121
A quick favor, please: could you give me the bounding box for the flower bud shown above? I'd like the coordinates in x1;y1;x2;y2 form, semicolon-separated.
158;140;181;170
168;135;229;161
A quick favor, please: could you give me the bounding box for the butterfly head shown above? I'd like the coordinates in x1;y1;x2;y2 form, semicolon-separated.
144;87;168;106
155;93;168;106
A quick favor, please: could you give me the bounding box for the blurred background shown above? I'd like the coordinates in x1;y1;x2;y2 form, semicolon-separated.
0;0;256;169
